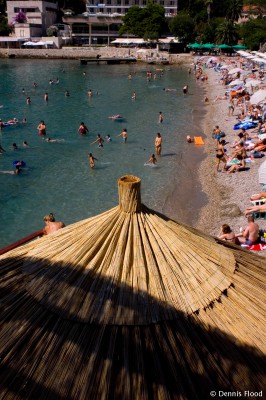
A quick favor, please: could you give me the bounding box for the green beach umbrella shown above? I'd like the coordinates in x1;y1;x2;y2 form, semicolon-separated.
202;43;215;49
187;42;202;49
233;44;247;50
217;44;232;49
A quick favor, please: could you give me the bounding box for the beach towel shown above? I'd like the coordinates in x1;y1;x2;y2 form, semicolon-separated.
248;243;266;251
194;136;204;145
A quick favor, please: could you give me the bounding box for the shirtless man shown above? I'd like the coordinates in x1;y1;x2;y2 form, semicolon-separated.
235;216;259;245
155;132;162;156
117;129;128;143
43;213;65;235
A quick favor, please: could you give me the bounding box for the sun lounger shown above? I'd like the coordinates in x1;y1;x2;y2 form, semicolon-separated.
250;198;266;206
252;211;266;220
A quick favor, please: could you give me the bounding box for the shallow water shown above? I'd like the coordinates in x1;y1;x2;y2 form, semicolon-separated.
0;59;206;247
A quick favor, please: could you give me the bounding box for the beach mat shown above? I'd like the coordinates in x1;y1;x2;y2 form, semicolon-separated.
194;136;204;145
248;243;266;251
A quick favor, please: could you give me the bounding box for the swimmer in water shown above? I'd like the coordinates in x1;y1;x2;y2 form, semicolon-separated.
44;93;48;102
23;141;29;147
146;154;157;165
106;134;112;142
37;121;46;136
91;134;104;148
88;152;98;169
117;128;128;143
183;85;188;95
155;132;162;156
159;111;164;123
46;138;65;143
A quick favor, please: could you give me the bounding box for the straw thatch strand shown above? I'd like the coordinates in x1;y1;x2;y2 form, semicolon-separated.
0;175;265;399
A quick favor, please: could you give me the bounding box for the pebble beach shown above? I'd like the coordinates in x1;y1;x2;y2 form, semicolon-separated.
195;58;266;256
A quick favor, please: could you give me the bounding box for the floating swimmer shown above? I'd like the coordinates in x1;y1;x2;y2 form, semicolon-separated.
108;115;124;120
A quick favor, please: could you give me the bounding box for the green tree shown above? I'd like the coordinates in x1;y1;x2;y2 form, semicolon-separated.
168;11;195;42
215;19;239;44
226;0;243;22
239;17;266;50
0;16;12;36
119;3;166;39
204;0;213;25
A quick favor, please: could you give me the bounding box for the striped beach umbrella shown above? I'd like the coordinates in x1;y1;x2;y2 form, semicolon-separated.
0;176;265;399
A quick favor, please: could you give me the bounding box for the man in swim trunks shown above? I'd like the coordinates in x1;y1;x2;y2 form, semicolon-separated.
155;132;162;156
118;129;128;143
235;216;259;245
43;213;65;235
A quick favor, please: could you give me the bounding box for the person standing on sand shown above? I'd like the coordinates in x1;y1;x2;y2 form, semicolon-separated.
155;132;162;156
43;213;65;235
88;153;98;169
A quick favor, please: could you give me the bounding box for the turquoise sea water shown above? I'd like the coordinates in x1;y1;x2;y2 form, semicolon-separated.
0;59;206;247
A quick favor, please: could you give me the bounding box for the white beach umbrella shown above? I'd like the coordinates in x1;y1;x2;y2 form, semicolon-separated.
249;89;266;105
228;67;243;75
228;79;244;86
258;160;266;184
245;79;262;88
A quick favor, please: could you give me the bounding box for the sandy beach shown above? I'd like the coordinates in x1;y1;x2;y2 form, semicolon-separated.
194;58;266;255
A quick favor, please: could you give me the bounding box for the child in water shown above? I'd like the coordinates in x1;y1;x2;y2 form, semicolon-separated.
88;153;98;169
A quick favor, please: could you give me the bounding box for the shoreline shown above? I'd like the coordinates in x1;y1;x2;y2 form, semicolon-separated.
196;62;266;255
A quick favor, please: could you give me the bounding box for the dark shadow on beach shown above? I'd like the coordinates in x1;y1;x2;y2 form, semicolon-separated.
0;253;265;399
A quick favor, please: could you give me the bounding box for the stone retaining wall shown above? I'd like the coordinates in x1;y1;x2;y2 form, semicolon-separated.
0;47;193;65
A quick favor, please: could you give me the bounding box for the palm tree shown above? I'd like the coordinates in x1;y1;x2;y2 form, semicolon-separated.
226;0;243;23
215;20;239;45
204;0;213;25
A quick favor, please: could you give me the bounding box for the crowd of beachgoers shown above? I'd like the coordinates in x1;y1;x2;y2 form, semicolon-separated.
194;52;266;255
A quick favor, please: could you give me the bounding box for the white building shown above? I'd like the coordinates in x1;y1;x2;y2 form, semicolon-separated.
63;0;178;46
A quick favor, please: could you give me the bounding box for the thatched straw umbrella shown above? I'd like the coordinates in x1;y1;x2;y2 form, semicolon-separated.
0;175;265;399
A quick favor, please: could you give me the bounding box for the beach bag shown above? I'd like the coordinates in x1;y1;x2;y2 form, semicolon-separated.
219;132;226;138
253;151;263;158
